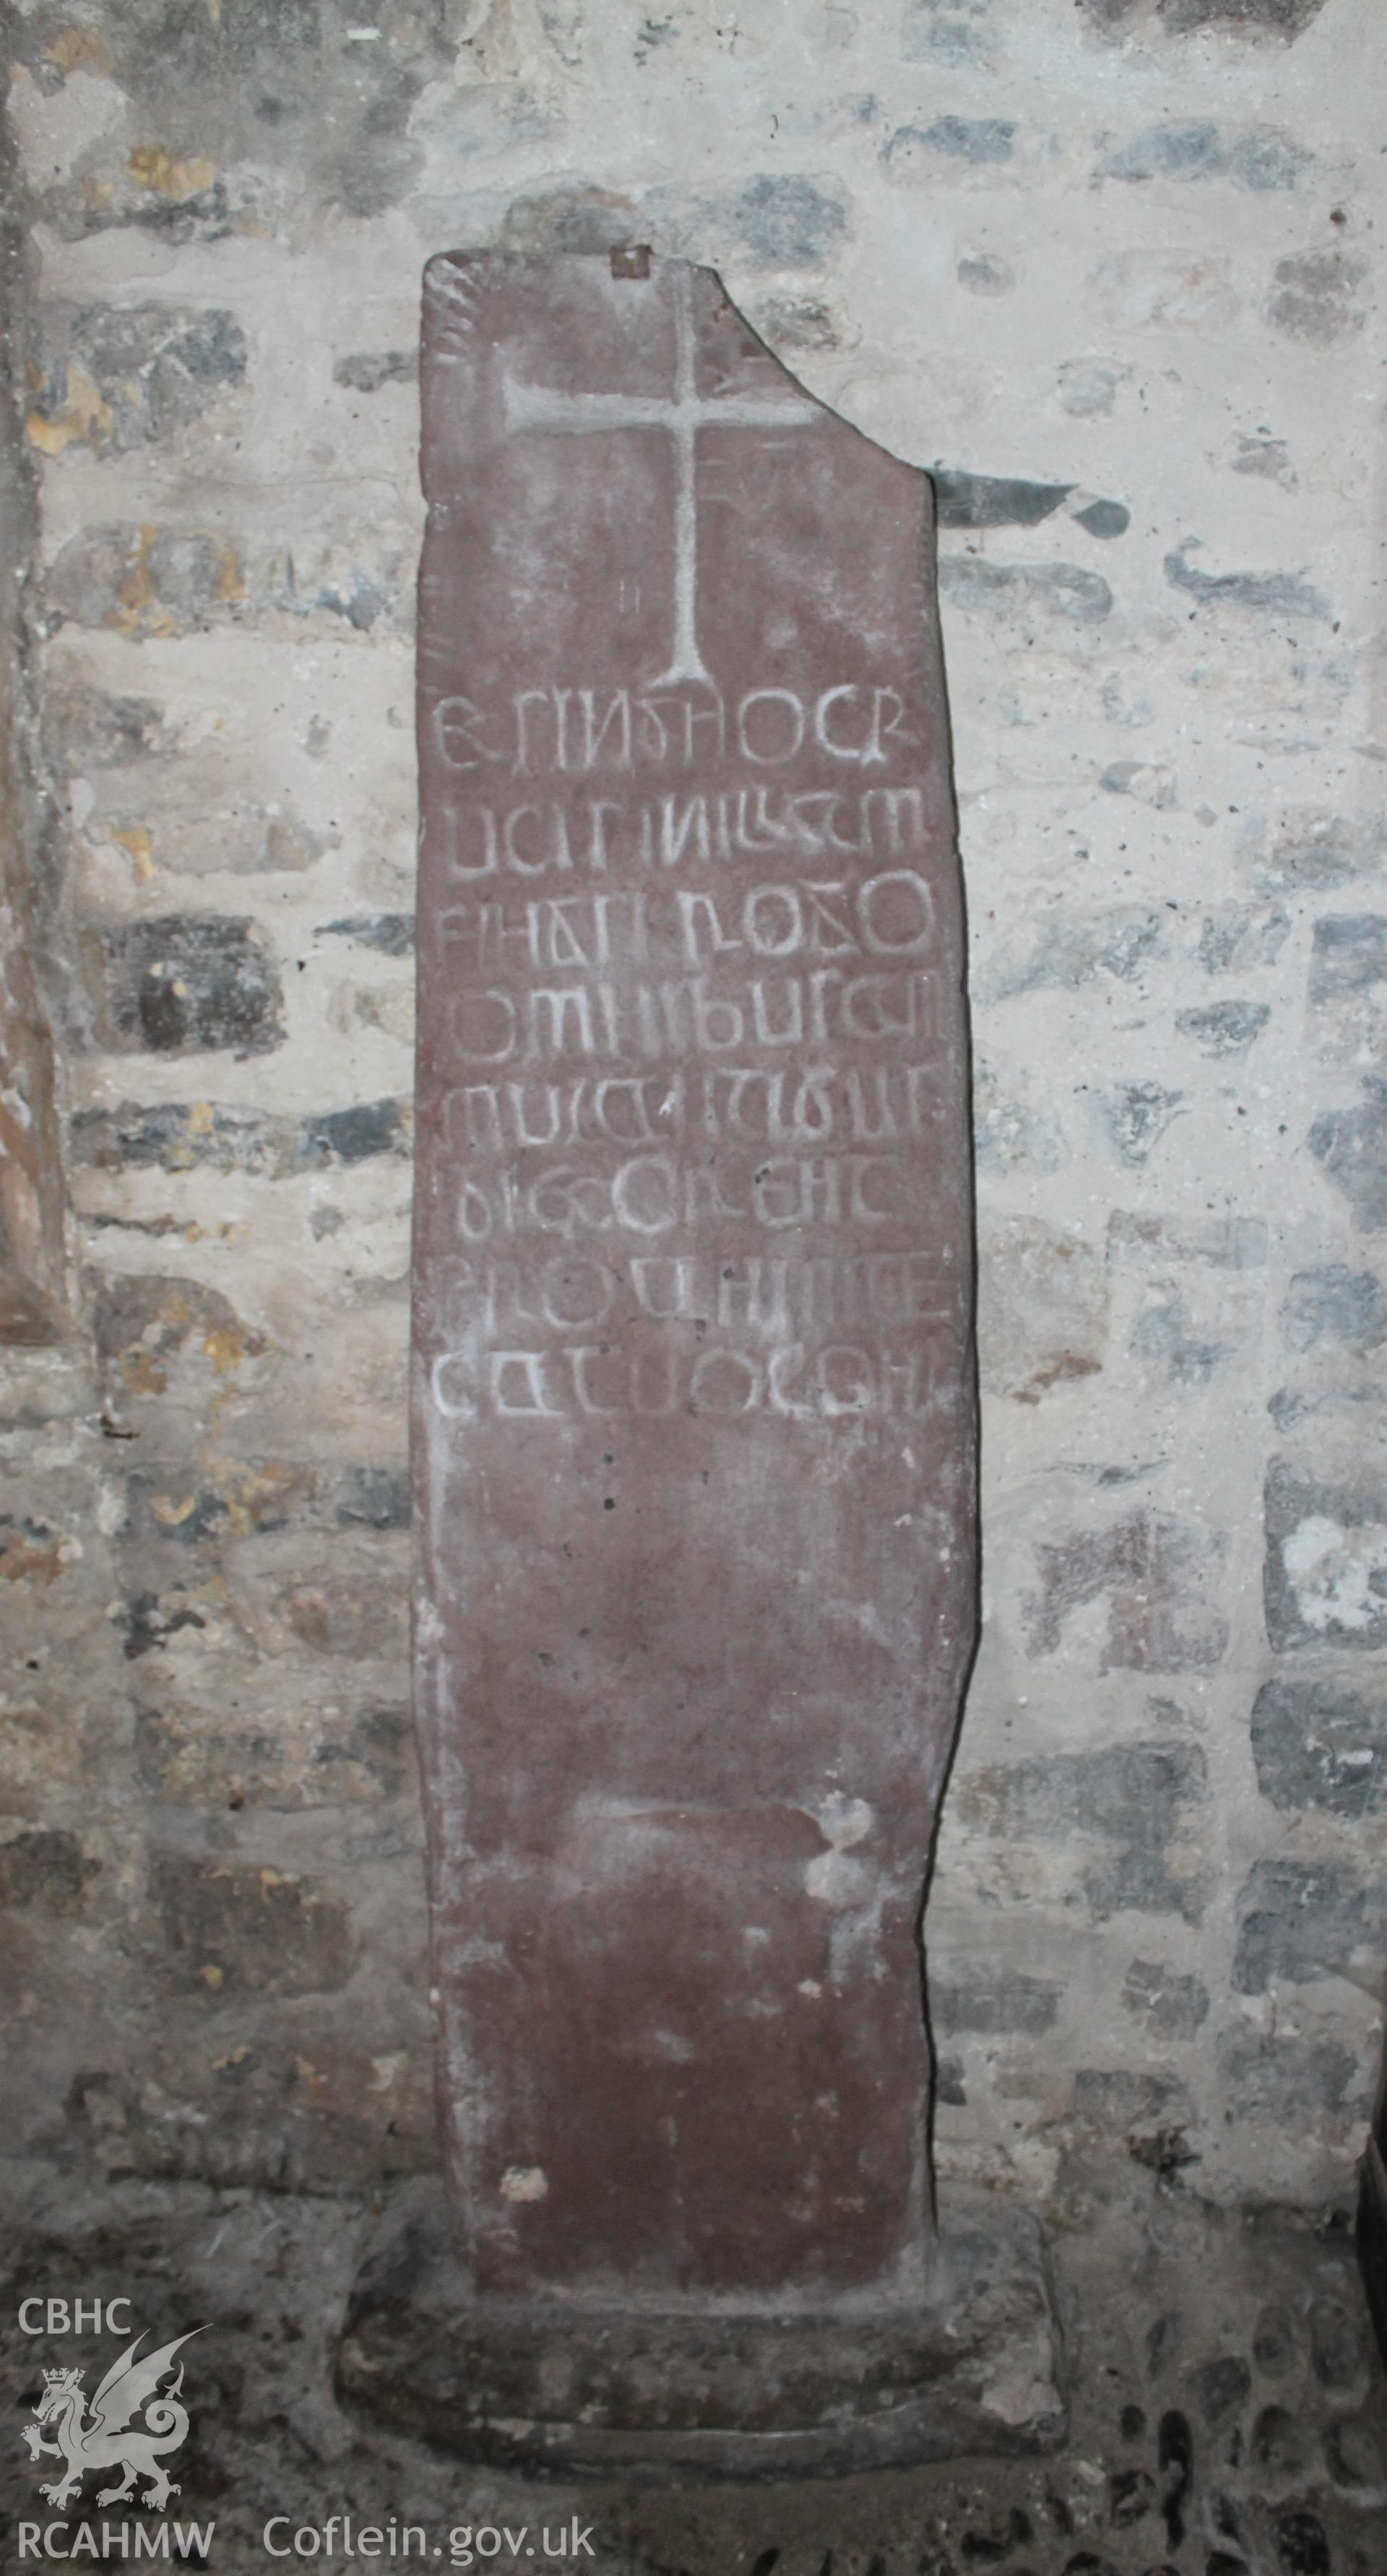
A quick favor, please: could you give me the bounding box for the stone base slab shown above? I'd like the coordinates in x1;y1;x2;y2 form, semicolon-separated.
334;2182;1067;2481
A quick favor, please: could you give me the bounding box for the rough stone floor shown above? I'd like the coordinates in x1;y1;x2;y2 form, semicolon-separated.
3;2162;1386;2576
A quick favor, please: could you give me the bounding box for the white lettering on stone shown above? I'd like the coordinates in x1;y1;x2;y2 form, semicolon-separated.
431;1339;938;1426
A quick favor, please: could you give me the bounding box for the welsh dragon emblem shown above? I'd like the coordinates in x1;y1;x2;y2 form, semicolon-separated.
24;2328;202;2510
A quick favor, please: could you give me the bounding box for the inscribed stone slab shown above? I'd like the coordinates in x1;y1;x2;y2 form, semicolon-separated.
413;253;975;2336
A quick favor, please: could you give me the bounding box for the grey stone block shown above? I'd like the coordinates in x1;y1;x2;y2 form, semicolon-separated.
1270;248;1368;346
1310;916;1387;1004
1164;540;1330;621
1025;1510;1227;1676
82;914;285;1056
153;1851;357;1997
1309;1080;1387;1231
1264;1461;1387;1652
1219;2027;1362;2121
1121;1958;1210;2038
1252;1673;1387;1817
931;1970;1061;2035
1175;999;1271;1055
1233;1856;1380;1994
1100;121;1308;190
1282;1265;1387;1353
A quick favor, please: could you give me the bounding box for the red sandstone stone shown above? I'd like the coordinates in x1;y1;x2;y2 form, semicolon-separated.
413;254;975;2324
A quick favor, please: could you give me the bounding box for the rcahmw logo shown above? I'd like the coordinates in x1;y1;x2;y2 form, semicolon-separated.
17;2301;214;2561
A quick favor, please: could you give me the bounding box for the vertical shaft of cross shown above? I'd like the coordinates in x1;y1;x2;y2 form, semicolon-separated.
651;272;707;690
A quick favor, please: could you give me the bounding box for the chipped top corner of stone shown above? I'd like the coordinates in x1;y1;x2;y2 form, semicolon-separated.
424;247;722;292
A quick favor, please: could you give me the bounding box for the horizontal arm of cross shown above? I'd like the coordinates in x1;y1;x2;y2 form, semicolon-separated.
506;382;686;434
505;380;819;436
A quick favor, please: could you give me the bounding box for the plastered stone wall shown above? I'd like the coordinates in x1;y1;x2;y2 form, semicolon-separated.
1;0;1383;2220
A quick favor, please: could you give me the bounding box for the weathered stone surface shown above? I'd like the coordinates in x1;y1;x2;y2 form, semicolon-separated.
56;2039;434;2195
80;913;284;1055
1233;431;1297;485
1107;2463;1156;2525
153;1853;356;1997
91;1269;269;1411
1121;1958;1209;2039
1233;1856;1381;1994
0;1827;96;1913
1131;1294;1237;1384
1066;2069;1195;2161
901;3;999;66
1282;1265;1387;1353
29;303;247;460
1269;249;1368;346
1309;1080;1387;1231
1164;540;1328;621
1108;1211;1268;1272
1219;2027;1362;2124
70;1093;411;1174
1175;998;1270;1056
47;524;247;637
334;350;419;393
240;1556;410;1663
1079;0;1327;33
1254;2303;1299;2375
10;0;460;230
43;670;170;768
86;783;334;881
1193;2354;1252;2426
959;1743;1207;1923
959;252;1016;298
1272;2506;1332;2573
1251;1673;1387;1817
1098;1082;1185;1165
122;1457;308;1545
335;2179;1064;2476
412;252;974;2429
1256;810;1387;892
0;1512;81;1587
1310;915;1387;1004
321;913;417;957
1102;754;1175;801
1101;121;1308;188
136;1698;411;1809
1252;2401;1310;2479
496;186;644;259
1308;2296;1371;2401
886;119;1016;173
931;466;1129;539
45;522;405;639
1264;1461;1387;1653
930;1970;1062;2036
334;1465;410;1530
977;1215;1107;1405
973;1056;1068;1173
1323;2412;1387;2497
751;293;845;350
103;1449;413;1556
977;905;1166;1004
698;173;849;269
938;557;1113;624
1024;1512;1227;1674
1198;904;1291;974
